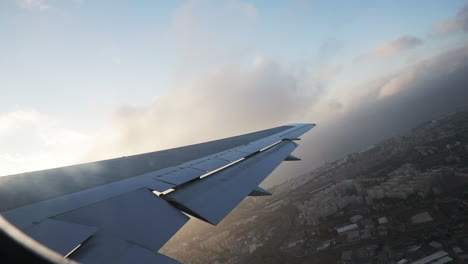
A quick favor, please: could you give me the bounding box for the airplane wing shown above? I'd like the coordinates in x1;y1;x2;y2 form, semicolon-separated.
0;123;315;263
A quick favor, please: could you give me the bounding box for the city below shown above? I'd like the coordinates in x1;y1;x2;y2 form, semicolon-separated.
161;107;468;264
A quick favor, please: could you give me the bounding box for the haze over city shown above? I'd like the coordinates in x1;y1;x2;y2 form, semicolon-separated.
1;0;468;187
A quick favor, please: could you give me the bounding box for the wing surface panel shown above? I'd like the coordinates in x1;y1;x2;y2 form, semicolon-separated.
156;168;206;185
216;150;248;162
189;158;231;172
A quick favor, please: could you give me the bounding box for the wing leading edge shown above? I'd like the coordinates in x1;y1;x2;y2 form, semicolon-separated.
0;123;315;263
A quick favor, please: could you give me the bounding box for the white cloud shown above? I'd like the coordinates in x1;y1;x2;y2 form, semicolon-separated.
378;70;416;98
377;44;468;99
0;109;91;176
355;36;423;62
313;65;342;81
85;56;319;160
434;4;468;35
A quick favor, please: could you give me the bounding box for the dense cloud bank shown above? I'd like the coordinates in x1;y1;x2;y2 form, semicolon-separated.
88;45;468;186
284;45;468;185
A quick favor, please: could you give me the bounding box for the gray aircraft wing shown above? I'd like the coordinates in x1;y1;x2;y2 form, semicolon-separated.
0;123;315;263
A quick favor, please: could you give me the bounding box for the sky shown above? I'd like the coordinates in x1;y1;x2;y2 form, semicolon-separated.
1;0;468;183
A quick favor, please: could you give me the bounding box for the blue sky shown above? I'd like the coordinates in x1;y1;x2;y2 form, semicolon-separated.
1;0;467;176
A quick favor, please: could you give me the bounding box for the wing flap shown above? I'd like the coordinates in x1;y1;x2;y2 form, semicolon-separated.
24;219;97;256
70;234;182;264
148;180;176;192
115;245;182;264
163;140;297;225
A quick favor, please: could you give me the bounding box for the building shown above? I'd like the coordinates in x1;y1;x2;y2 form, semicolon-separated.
336;224;358;234
378;217;389;224
411;212;433;224
410;251;448;264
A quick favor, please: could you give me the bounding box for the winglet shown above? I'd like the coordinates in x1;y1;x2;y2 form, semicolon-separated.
248;186;272;196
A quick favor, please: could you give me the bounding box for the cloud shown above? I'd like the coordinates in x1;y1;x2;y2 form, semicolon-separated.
285;44;468;184
87;43;468;186
0;109;91;176
86;57;320;160
378;44;468;98
313;64;342;82
355;36;423;62
16;0;49;10
434;4;468;35
378;70;416;98
327;100;343;111
6;44;468;188
100;44;465;186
